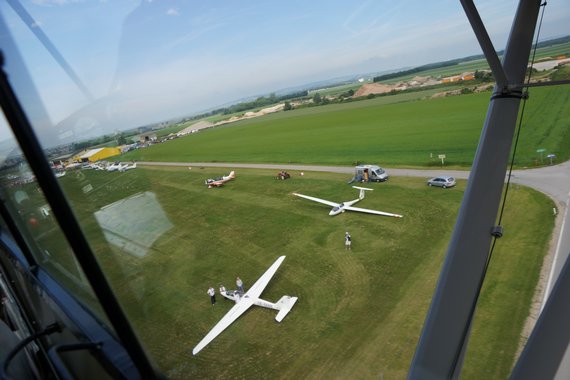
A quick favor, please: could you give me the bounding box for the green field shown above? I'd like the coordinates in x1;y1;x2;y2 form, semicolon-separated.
45;166;553;379
125;85;569;168
382;58;491;84
308;82;365;96
380;41;570;84
533;41;570;60
22;44;566;378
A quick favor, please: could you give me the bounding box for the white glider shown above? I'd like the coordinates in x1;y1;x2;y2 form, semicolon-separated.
106;161;124;172
292;186;403;218
119;162;137;172
192;255;298;355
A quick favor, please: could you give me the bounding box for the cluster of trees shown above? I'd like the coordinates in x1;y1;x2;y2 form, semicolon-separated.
551;65;570;81
372;53;494;83
374;61;457;82
310;89;355;106
474;70;494;82
373;35;569;84
312;92;328;105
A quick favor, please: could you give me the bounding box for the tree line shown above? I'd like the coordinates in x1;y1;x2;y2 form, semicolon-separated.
373;35;570;83
185;91;309;121
220;91;308;114
372;55;486;82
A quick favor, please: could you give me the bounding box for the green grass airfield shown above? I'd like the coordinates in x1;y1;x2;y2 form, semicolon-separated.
8;41;566;379
60;82;567;378
52;166;554;379
125;85;570;169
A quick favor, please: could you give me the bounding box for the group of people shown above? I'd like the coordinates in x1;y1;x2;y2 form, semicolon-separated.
207;234;351;304
277;170;290;180
207;277;245;305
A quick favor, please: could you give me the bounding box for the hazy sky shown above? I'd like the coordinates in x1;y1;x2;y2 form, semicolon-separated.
0;0;568;146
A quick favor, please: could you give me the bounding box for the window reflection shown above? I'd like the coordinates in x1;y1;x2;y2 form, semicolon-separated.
95;192;173;258
0;139;104;319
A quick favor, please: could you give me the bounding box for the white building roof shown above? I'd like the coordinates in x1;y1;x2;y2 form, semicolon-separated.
80;148;105;159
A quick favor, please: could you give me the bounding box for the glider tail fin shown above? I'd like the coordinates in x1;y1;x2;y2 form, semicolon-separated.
352;186;373;200
274;296;298;322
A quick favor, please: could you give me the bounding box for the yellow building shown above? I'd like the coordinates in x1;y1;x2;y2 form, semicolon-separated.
441;75;461;83
441;72;475;83
76;147;121;163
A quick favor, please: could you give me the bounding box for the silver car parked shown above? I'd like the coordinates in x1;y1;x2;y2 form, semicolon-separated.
427;176;456;188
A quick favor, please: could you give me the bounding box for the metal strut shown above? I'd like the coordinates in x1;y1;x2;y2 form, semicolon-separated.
408;1;542;379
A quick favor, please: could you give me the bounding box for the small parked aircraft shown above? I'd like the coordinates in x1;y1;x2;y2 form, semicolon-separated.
86;163;105;170
205;170;235;188
292;186;403;217
119;162;137;172
106;161;125;172
192;255;298;355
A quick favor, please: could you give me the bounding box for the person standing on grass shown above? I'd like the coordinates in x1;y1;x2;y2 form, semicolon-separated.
207;287;216;305
236;277;244;293
345;232;352;250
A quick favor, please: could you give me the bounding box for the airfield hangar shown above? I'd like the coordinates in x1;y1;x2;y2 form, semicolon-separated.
75;147;121;163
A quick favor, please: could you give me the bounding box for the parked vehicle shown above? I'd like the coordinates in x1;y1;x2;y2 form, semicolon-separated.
352;165;389;183
427;176;456;188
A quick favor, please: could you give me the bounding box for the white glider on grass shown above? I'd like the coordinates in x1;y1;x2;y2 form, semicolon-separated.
119;162;137;172
192;255;298;355
292;186;403;218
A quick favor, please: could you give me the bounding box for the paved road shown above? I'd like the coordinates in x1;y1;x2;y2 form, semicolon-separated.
508;161;570;380
140;159;568;199
139;160;567;199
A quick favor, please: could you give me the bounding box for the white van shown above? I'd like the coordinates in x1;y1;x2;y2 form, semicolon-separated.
354;165;389;182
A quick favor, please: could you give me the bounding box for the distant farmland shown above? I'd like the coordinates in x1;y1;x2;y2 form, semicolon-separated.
125;85;569;168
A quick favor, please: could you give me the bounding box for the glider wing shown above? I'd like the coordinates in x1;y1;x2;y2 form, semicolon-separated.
192;297;256;355
292;193;338;208
192;256;287;355
344;206;403;218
